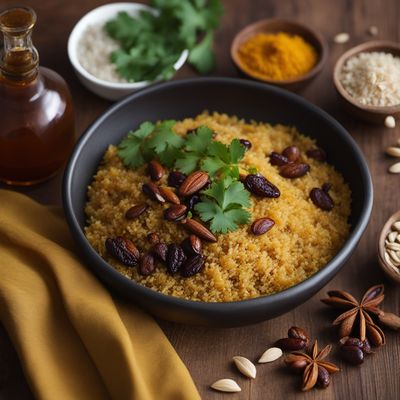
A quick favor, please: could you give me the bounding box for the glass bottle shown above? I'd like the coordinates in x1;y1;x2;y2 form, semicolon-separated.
0;6;75;186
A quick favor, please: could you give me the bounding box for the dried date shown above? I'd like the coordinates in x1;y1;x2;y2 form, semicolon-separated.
181;255;205;277
166;244;186;274
105;237;139;267
244;174;280;198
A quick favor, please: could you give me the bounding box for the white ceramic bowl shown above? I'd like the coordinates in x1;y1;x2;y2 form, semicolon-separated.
67;2;189;101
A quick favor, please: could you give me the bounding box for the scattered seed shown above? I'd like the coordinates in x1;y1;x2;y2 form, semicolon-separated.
392;221;400;231
258;347;283;363
388;231;398;242
386;147;400;157
211;379;241;393
368;26;378;36
385;116;396;129
334;32;350;44
232;356;256;379
390;250;400;264
389;162;400;174
386;242;400;251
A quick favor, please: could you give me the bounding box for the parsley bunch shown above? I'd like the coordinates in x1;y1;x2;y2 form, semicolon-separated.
105;0;223;82
117;121;252;234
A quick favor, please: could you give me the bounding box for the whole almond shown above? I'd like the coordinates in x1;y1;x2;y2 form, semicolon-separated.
275;337;307;351
164;204;187;221
385;147;400;157
280;163;310;179
388;161;400;174
181;234;202;256
148;160;164;181
310;188;334;211
211;379;241;393
159;186;180;204
183;219;217;242
258;347;283;363
178;171;209;196
251;217;275;235
282;145;300;162
288;326;310;345
377;311;400;330
142;183;165;203
125;203;148;220
232;356;256;379
306;147;327;162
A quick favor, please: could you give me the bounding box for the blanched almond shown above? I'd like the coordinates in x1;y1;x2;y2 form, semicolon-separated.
386;147;400;157
211;379;241;393
232;356;256;379
258;347;283;363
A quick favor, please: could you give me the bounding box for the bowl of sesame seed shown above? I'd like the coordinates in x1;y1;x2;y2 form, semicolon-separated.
333;41;400;125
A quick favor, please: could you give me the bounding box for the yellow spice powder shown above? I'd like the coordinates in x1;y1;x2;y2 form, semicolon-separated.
238;32;318;80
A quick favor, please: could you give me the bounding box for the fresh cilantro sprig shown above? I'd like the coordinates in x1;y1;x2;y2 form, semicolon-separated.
195;178;251;233
105;0;223;82
117;120;184;169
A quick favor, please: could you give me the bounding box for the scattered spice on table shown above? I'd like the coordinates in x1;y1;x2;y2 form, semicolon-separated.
334;32;350;44
237;32;318;80
339;51;400;107
383;221;400;271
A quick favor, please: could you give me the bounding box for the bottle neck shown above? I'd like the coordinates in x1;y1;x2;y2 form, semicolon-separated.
0;7;39;82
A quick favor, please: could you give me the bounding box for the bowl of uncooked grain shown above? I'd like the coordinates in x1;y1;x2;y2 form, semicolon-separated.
333;41;400;124
67;2;188;101
63;78;373;327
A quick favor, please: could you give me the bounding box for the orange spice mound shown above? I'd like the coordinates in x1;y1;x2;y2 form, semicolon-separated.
238;32;318;81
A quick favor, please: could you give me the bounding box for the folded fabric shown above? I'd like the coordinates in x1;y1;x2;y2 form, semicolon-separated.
0;190;200;400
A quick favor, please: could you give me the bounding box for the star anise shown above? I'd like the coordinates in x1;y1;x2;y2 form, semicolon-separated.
285;340;339;391
321;284;386;346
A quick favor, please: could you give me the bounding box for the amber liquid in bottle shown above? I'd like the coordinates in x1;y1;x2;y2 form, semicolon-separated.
0;6;75;186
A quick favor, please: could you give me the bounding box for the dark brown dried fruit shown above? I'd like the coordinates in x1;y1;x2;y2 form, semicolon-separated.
105;237;139;267
181;255;205;277
317;366;330;388
244;174;280;198
310;188;334;211
125;203;148;220
275;337;307;351
168;171;187;188
251;217;275;236
164;204;187;221
139;253;156;276
147;232;160;245
285;357;308;373
166;244;186;274
185;194;201;212
151;243;168;262
142;182;165;203
181;234;202;256
179;171;209;196
239;139;252;151
148;160;164;181
282;145;300;162
159;186;181;205
306;147;327;162
288;327;310;346
322;183;331;193
340;345;364;365
279;163;310;179
269;152;289;166
182;219;217;242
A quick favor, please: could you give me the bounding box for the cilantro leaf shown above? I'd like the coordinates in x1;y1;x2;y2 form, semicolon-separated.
195;178;251;233
144;120;182;153
117;122;155;168
188;31;215;74
175;153;201;174
229;139;246;164
201;156;225;176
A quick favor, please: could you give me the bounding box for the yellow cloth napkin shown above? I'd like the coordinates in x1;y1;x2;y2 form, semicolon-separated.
0;190;200;400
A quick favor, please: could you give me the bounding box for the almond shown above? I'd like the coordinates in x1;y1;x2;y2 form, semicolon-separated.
258;347;283;363
164;204;187;221
280;163;310;179
182;219;217;242
178;171;209;196
159;186;181;204
148;160;164;181
251;217;275;235
125;203;148;219
210;379;241;393
282;145;300;162
232;356;256;379
142;183;165;203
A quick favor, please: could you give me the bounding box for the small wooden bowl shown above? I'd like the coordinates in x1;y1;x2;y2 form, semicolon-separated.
378;210;400;285
230;18;328;91
333;41;400;124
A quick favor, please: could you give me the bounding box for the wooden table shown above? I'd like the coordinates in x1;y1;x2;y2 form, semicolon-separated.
1;0;399;398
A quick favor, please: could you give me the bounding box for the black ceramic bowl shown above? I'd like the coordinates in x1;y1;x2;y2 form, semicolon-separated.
63;77;373;327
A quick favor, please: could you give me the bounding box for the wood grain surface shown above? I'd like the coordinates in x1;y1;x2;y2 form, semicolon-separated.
1;1;399;399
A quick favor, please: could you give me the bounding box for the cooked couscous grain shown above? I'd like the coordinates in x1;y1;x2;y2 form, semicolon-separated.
85;112;351;302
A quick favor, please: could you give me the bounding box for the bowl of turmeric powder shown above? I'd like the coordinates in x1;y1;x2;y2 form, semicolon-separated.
231;19;328;91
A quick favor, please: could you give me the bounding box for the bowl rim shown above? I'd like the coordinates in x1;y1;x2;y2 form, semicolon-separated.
333;40;400;115
377;209;400;283
230;18;328;85
63;77;373;312
67;2;188;90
